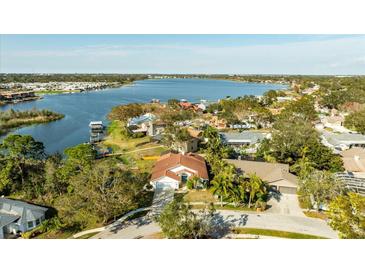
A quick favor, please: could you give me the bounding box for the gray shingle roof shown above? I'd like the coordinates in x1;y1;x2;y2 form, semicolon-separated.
322;131;365;146
220;132;266;144
226;159;298;187
0;212;19;228
0;198;47;224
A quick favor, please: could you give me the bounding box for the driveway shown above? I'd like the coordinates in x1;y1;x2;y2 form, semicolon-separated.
266;193;305;217
148;187;174;216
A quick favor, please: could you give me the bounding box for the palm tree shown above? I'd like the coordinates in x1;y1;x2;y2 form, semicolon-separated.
246;173;267;208
210;164;236;207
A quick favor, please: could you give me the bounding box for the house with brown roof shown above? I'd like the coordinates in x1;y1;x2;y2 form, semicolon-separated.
150;153;209;189
340;147;365;173
226;159;298;194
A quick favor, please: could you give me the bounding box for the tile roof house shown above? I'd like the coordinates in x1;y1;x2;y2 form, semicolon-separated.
0;198;47;238
340;147;365;173
150;153;209;190
226;159;298;194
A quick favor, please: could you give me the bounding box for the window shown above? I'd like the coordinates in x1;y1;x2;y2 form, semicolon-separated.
27;221;34;229
181;174;188;183
35;219;40;226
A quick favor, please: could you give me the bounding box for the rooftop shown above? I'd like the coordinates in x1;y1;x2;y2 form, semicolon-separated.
151;152;208;182
322;131;365;146
220;131;267;143
226;159;298;186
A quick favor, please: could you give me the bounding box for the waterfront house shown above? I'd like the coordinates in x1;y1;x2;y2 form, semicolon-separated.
0;91;37;103
127;113;156;135
150;153;209;190
226;159;298;194
0;198;47;239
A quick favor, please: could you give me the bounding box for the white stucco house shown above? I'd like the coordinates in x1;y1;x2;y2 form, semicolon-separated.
0;198;48;239
150;152;209;190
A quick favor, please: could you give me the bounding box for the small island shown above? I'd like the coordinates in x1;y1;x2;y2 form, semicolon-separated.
0;108;65;135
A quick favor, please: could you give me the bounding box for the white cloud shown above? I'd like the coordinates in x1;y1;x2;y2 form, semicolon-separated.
2;36;365;74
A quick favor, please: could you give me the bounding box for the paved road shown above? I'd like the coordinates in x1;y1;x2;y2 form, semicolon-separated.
216;210;338;238
93;210;337;239
92;216;160;239
93;187;174;239
92;189;338;239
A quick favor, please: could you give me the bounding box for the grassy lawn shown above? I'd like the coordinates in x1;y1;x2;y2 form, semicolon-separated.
303;211;328;220
103;120;169;172
183;190;218;203
75;232;99;239
33;229;77;239
144;232;165;239
232;228;326;239
178;190;256;212
190;204;256;212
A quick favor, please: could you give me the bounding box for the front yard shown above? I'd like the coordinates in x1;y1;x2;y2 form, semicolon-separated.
232;227;327;239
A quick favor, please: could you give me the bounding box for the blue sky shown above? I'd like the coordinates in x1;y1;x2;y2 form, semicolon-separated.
1;34;364;74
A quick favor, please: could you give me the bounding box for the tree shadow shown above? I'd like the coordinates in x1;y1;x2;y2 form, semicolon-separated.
269;191;282;202
210;213;248;238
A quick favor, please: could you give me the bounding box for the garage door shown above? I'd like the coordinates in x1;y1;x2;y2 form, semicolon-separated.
278;186;297;194
156;182;174;190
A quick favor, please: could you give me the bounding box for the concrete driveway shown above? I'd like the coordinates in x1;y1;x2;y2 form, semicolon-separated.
266;192;305;217
148;187;174;216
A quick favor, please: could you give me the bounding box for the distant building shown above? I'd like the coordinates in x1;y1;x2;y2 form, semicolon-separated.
226;159;298;194
220;131;267;148
0;198;48;239
0;91;37;103
173;138;199;154
321;131;365;151
340;147;365;173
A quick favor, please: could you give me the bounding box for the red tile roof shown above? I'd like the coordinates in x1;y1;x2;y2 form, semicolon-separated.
151;153;209;182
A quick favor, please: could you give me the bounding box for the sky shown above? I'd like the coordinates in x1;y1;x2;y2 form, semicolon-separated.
0;34;364;75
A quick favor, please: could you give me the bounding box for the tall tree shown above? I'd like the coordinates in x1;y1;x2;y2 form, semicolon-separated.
156;200;216;239
299;170;344;211
328;193;365;239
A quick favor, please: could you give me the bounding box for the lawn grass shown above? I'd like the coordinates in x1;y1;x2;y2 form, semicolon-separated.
189;203;256;212
303;211;328;220
33;229;76;239
183;190;218;203
232;228;326;239
75;232;99;239
144;232;165;239
103;120;169;172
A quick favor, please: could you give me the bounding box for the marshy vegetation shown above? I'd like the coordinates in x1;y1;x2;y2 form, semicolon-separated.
0;108;64;135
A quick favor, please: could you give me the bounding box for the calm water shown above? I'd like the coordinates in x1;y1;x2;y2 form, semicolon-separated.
0;78;287;154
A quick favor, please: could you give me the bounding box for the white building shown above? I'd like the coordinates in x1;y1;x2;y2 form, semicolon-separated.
0;198;48;238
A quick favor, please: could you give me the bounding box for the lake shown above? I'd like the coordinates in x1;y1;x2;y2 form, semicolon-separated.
0;78;287;154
